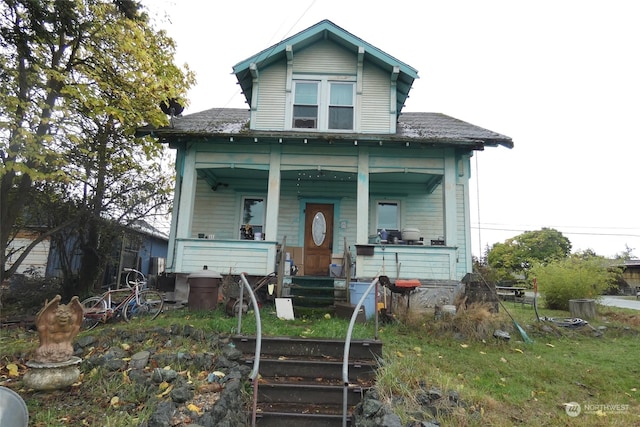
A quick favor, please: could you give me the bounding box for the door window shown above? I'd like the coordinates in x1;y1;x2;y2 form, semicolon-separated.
312;211;327;246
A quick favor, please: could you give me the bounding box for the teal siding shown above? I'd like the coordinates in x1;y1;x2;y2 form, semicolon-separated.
179;144;473;280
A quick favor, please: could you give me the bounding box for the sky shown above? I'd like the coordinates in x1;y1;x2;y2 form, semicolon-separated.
143;0;640;259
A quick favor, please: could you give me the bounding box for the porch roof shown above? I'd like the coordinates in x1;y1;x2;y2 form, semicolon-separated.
140;108;513;149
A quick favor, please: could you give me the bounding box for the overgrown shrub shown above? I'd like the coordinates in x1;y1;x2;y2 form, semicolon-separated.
531;256;617;310
1;274;64;317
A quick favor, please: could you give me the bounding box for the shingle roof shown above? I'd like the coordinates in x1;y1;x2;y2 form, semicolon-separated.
141;108;513;149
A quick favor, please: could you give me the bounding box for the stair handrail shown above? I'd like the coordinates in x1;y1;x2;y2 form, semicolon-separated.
238;272;262;427
342;277;380;427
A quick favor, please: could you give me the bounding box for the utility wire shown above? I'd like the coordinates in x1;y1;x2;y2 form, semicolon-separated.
470;226;640;238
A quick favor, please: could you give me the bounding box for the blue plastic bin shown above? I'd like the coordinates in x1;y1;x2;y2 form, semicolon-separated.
349;282;376;320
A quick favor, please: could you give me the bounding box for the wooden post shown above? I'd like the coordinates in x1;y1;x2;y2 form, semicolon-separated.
344;237;351;304
569;299;596;320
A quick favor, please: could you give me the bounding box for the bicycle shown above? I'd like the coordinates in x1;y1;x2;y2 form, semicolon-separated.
81;268;164;330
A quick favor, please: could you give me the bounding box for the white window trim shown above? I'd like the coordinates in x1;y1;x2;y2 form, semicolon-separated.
287;74;356;132
239;196;266;239
375;200;401;233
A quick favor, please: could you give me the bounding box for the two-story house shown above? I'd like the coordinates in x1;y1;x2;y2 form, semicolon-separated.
143;20;512;304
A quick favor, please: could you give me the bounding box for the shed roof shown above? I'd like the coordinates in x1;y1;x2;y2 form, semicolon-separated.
142;108;513;149
232;19;419;116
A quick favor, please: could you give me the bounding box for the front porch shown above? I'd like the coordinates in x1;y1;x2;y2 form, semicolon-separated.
168;237;464;314
171;237;462;282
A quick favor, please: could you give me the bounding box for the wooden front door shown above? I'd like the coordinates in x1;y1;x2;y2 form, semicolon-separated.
304;203;334;276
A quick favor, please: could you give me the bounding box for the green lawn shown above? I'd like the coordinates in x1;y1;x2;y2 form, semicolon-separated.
1;302;639;426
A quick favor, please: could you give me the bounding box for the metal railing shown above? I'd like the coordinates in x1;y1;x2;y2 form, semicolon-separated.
238;273;262;427
342;277;380;427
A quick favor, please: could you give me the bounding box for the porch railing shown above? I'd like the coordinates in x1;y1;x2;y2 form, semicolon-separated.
238;272;262;427
342;277;380;427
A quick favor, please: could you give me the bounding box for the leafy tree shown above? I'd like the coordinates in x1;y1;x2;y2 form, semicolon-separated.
487;228;571;283
0;0;194;290
614;244;636;261
472;254;498;284
531;251;620;310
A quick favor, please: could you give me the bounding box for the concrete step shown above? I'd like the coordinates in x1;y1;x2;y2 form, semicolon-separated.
233;335;380;426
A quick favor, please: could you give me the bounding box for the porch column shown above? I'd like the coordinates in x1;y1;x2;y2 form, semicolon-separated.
176;148;197;240
356;147;370;244
265;147;282;241
443;148;458;278
166;150;184;272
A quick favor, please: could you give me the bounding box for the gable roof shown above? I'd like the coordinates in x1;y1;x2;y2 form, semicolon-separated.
144;108;513;149
232;19;419;116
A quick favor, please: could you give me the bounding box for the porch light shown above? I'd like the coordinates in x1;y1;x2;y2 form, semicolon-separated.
279;138;282;143
229;137;234;142
405;142;410;147
354;140;358;146
304;139;308;144
254;138;258;143
379;141;383;146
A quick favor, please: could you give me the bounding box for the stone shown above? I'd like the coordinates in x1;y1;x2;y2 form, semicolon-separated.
426;387;443;400
170;386;194;403
76;335;96;348
104;358;127;371
380;413;402;427
214;355;237;369
362;397;383;417
221;345;242;361
129;350;150;369
147;401;176;427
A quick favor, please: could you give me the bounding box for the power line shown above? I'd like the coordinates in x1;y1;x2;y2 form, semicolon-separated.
473;222;640;231
471;226;640;238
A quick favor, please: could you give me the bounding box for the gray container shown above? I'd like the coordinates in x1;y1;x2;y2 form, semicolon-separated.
0;386;28;427
187;270;222;310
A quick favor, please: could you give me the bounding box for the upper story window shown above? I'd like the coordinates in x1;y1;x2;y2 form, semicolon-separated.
329;83;354;130
293;82;319;129
292;78;355;131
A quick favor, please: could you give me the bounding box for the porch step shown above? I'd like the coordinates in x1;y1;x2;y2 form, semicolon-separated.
232;335;382;426
289;276;342;307
255;403;348;427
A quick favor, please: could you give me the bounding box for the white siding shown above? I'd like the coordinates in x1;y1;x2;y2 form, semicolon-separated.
293;40;356;75
361;62;393;133
191;179;238;239
253;62;286;130
175;240;277;275
6;236;50;275
250;39;396;134
358;246;456;280
455;183;470;279
369;182;445;242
